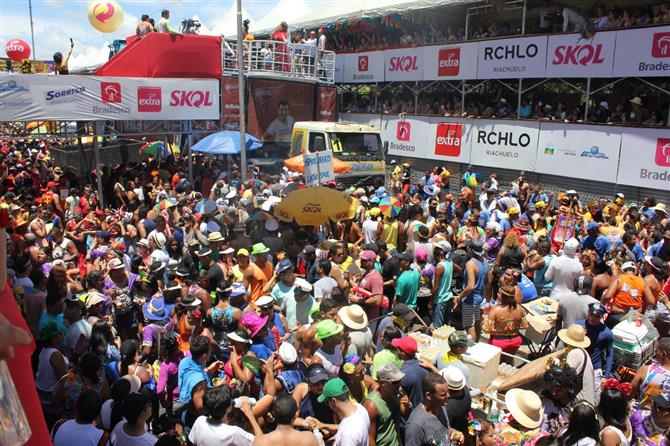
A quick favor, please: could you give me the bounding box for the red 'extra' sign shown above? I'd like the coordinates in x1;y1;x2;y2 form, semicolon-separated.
435;123;463;156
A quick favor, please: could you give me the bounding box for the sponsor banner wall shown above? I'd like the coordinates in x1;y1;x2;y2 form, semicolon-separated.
536;123;621;183
381;115;433;158
613;25;670;77
384;47;424;81
469;120;540;170
0;74;220;121
246;78;315;143
334;55;345;83
343;51;384;83
617;127;670;190
476;35;548;79
423;42;479;80
546;32;617;78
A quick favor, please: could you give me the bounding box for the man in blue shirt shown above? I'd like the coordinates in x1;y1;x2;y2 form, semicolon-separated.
580;221;611;261
648;229;670;262
619;231;645;264
577;302;613;404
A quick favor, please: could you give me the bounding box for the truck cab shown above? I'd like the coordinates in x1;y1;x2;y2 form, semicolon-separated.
290;121;385;185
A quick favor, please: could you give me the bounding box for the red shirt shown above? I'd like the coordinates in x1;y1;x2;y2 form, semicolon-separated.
0;281;51;446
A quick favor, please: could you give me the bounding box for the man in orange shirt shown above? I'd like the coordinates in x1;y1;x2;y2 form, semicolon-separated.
602;261;654;329
244;243;275;303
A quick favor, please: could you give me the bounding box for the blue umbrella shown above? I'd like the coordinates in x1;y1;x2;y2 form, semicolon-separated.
191;131;263;155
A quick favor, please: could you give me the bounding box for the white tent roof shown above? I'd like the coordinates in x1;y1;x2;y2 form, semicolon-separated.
285;0;471;33
193;14;212;35
207;3;255;37
250;0;315;33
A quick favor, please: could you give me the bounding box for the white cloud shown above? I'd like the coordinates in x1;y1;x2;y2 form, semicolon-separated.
69;43;112;70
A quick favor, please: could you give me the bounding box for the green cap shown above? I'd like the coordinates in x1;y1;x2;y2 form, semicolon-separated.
317;378;350;403
315;319;343;340
251;243;270;255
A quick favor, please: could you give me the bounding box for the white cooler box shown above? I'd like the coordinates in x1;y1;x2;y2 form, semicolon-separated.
462;342;501;389
612;318;658;369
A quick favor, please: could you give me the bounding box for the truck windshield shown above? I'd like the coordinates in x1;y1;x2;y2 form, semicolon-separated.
328;132;382;158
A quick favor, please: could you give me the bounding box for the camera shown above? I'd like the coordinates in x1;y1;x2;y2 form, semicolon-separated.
181;18;202;34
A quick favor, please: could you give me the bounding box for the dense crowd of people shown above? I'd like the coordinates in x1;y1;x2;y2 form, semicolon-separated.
342;90;668;127
0;137;668;446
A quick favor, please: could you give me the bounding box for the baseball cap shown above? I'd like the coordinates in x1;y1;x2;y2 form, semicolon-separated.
434;240;452;254
621;261;636;272
237;248;249;257
398;252;414;262
391;336;418;355
469;238;484;255
376;364;405;382
392;303;415;321
276;259;294;274
588;302;607;315
255;295;274;308
360;250;377;261
586;221;599;231
307;366;330;383
449;330;469;348
317;378;350;402
315;319;343;340
278;342;298;364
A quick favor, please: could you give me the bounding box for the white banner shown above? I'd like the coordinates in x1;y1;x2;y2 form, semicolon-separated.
381;115;432;158
617;127;670;189
612;25;670;78
423;42;478;81
304;150;336;186
342;51;384;83
340;113;382;129
476;35;548;79
0;74;220;121
469;120;539;170
384;47;424;81
334;55;345;83
546;31;617;78
536;123;621;183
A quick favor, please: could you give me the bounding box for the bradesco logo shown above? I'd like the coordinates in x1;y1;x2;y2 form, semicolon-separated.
438;48;460;76
137;87;162;112
100;82;121;103
169;90;213;108
397;121;411;141
652;32;670;58
656;138;670;167
553;44;606;66
389;56;419;72
358;55;369;72
435;123;462;156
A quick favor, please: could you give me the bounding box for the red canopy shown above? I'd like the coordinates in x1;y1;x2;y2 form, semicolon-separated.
96;33;222;79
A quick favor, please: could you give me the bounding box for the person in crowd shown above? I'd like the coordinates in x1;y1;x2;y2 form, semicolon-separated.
598;387;633;445
556;401;600;446
405;372;465;446
633;338;670;408
458;239;490;341
602;261;654;328
53;390;107;446
556;274;598;330
557;324;596;404
482;279;527;360
545;238;583;299
363;363;406;446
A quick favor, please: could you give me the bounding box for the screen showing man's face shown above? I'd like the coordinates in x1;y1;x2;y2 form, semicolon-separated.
278;104;289;120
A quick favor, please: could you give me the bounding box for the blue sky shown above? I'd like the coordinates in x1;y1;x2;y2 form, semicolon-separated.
0;0;327;67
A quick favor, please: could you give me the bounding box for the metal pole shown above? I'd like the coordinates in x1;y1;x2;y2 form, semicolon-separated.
584;78;591;122
374;82;378;112
28;0;36;60
93;122;104;209
521;0;527;35
236;0;247;181
187;121;193;183
461;81;465;115
465;10;470;41
414;81;418;114
517;79;523;118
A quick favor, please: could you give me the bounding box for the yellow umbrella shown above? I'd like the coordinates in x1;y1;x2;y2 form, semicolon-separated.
274;186;358;226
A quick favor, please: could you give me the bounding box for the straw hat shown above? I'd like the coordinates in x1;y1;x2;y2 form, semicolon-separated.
557;324;591;349
338;305;368;330
505;389;544;429
652;203;668;216
629;96;643;106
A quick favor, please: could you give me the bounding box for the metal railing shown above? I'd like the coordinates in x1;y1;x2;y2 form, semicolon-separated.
222;39;335;84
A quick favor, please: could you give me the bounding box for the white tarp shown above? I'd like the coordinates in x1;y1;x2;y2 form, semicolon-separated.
0;74;220;121
208;3;255;37
251;0;315;34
